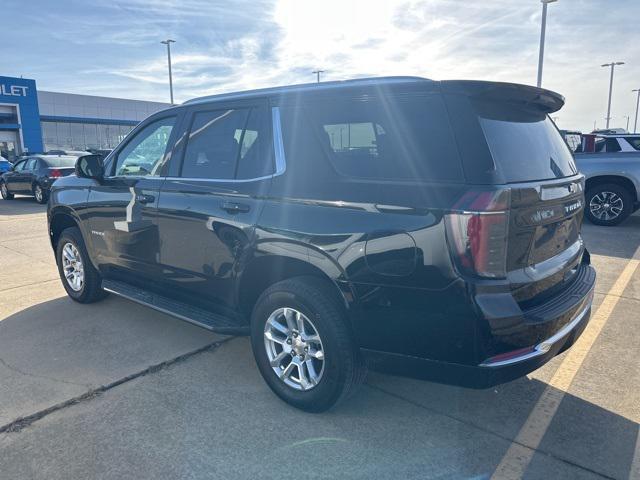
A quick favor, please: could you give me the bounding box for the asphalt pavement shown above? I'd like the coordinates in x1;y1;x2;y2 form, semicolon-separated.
1;195;639;480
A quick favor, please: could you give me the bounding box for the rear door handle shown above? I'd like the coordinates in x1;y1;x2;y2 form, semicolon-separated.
136;194;155;204
221;201;250;213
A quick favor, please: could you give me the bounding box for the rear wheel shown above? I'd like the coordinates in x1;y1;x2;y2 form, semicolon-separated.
250;276;366;412
585;183;633;226
0;181;13;200
33;183;47;204
56;227;108;303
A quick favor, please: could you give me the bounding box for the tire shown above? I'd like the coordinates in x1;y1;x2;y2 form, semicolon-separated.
585;183;633;226
0;181;13;200
56;227;108;303
33;183;48;204
250;276;366;412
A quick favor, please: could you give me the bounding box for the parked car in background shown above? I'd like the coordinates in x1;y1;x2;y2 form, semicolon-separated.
564;132;640;154
86;148;112;158
1;154;79;203
48;77;595;412
0;158;11;174
574;151;640;225
47;150;91;156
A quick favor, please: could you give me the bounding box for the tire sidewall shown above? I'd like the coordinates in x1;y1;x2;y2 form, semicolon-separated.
585;184;632;226
33;184;47;204
56;229;90;301
250;287;351;412
1;181;11;199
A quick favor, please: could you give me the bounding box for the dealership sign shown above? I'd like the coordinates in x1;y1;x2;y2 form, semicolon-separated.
0;84;29;97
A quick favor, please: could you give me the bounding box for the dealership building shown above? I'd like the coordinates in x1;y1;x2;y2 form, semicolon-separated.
0;75;170;161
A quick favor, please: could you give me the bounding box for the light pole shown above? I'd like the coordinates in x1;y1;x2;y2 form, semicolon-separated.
633;89;640;133
537;0;557;88
312;70;325;83
161;39;176;104
602;61;624;129
624;115;630;132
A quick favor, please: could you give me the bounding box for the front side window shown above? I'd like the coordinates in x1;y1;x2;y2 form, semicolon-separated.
13;160;26;172
114;117;175;177
181;107;271;180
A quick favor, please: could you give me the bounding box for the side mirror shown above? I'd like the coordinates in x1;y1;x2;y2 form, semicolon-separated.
76;155;104;181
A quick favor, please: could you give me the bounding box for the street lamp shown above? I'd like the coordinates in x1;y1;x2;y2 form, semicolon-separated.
601;61;624;129
536;0;557;88
161;39;176;104
312;70;325;83
624;115;630;132
633;89;640;133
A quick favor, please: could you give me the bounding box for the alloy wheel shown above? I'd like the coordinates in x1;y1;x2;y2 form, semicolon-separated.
61;242;84;291
1;183;7;198
589;191;623;222
263;307;325;391
35;185;43;203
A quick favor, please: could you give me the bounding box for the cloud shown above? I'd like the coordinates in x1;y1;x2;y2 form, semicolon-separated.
2;0;639;132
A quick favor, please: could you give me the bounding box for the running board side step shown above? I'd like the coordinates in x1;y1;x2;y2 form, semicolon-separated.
102;279;249;335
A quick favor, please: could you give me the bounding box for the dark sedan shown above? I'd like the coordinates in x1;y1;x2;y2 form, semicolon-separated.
1;155;77;204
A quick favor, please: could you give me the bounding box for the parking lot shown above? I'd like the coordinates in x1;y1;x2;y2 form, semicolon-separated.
0;196;639;480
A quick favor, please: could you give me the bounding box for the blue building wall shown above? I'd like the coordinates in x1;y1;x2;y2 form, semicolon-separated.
0;76;44;153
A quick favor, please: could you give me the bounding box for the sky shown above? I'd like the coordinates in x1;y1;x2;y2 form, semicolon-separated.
1;0;639;132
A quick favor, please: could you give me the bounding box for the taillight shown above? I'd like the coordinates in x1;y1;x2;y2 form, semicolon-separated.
444;189;510;278
49;169;62;178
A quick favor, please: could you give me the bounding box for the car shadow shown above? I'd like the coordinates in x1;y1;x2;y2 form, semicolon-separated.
0;196;45;216
0;295;637;480
582;211;640;260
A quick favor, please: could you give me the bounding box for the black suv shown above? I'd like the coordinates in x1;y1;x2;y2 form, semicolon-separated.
48;77;595;412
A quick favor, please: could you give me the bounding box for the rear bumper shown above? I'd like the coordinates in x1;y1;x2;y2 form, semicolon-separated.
362;265;595;388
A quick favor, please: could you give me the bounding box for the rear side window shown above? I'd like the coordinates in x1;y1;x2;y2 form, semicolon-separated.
474;100;577;182
281;94;464;182
181;107;272;180
624;137;640;150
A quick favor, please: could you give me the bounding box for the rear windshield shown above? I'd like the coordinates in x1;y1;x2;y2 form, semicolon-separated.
281;93;464;183
43;157;77;168
475;101;577;182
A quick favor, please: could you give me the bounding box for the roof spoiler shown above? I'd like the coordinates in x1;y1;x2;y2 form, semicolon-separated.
441;80;565;114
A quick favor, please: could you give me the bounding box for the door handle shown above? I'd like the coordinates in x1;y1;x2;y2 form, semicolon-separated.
136;194;155;204
221;201;250;213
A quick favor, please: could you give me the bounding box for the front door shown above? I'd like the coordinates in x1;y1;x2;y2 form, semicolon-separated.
85;113;180;281
3;158;25;192
157;101;274;311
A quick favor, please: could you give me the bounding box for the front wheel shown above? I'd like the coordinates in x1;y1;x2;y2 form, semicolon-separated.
33;183;48;204
56;227;108;303
0;181;14;200
250;276;366;412
585;183;633;226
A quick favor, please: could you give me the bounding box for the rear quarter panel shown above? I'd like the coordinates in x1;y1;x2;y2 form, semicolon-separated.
575;152;640;201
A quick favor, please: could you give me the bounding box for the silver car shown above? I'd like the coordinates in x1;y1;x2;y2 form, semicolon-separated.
575;149;640;226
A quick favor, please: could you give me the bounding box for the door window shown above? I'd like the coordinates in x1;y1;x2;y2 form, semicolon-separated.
25;158;38;171
113;117;176;177
181;107;272;180
13;160;26;172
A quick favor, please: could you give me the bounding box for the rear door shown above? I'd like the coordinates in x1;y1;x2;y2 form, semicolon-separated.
21;157;39;192
85;112;182;280
156;99;274;310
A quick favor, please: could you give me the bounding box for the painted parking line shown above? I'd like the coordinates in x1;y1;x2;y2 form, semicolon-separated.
491;258;640;480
